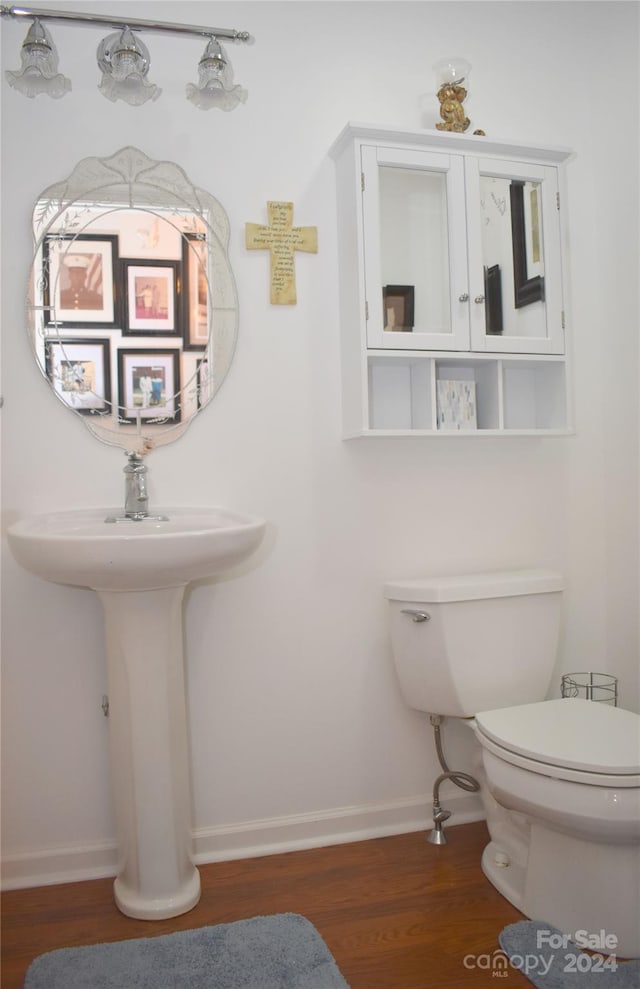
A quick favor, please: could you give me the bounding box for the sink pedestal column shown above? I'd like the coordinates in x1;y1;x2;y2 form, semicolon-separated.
98;585;201;920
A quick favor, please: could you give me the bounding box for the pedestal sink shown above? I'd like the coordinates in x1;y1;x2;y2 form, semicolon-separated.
7;507;266;920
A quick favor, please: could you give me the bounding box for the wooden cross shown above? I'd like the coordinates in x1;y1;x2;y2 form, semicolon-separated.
245;201;318;305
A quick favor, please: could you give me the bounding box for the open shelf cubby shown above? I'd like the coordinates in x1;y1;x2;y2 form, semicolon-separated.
363;352;569;436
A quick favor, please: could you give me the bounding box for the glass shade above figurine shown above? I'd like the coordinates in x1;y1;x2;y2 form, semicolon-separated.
433;56;472;133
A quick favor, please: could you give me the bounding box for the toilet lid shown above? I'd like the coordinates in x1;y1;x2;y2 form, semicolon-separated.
475;698;640;775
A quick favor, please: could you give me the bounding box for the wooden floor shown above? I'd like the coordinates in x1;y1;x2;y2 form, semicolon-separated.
1;822;531;988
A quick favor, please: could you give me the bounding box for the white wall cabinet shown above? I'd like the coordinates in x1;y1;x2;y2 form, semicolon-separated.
330;123;573;436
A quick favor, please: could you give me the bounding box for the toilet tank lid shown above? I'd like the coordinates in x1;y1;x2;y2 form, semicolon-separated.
384;569;564;603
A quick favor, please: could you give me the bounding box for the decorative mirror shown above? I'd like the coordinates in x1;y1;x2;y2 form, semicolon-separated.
28;148;238;452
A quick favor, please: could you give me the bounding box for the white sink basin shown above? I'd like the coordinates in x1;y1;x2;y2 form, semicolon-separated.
7;507;266;591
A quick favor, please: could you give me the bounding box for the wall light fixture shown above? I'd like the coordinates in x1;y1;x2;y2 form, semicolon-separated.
186;37;247;111
1;3;253;110
5;16;71;98
97;28;160;105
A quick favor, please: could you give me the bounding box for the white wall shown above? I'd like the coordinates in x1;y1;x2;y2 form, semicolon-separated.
2;1;638;886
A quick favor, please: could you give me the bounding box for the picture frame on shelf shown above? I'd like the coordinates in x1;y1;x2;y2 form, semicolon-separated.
42;234;118;328
484;264;503;335
44;337;111;415
182;234;209;350
383;285;415;332
122;259;181;335
117;349;181;423
436;379;477;430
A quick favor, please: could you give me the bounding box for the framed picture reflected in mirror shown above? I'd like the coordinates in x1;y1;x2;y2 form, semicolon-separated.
43;235;118;328
510;181;544;309
45;337;111;415
122;259;181;336
117;348;181;423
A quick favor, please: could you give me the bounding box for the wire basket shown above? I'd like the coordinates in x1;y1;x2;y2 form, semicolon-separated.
561;672;617;706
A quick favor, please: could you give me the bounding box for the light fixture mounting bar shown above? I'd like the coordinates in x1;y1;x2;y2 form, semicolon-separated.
0;4;253;42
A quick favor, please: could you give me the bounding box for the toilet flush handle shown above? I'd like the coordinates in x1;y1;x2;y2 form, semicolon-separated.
401;609;431;623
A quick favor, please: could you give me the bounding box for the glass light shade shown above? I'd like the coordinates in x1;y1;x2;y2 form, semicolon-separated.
186;38;247;111
5;19;71;99
433;57;472;89
97;29;160;106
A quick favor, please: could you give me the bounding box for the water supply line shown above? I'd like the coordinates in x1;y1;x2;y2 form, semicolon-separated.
427;714;480;845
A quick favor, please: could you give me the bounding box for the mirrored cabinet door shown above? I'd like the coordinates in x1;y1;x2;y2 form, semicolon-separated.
465;158;564;354
361;146;469;351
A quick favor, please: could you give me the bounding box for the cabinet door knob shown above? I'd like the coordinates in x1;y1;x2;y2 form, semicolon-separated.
458;293;469;302
474;294;486;304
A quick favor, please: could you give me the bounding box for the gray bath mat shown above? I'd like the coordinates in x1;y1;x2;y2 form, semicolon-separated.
23;912;350;989
499;921;640;987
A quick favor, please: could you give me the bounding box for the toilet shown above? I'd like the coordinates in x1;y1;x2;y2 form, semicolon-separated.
384;569;640;958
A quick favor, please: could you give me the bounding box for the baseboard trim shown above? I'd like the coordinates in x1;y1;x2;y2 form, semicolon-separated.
1;793;484;890
1;839;119;891
192;793;483;862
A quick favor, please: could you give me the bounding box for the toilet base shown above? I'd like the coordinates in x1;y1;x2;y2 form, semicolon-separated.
482;827;640;959
481;840;526;914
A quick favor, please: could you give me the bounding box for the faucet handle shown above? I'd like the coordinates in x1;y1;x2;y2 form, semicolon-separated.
106;450;167;523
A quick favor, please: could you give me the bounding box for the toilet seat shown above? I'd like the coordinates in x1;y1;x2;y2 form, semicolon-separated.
475;698;640;787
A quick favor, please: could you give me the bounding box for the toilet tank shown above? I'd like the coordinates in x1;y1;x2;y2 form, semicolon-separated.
384;570;564;717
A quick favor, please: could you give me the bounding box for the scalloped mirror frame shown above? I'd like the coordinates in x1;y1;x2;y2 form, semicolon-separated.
28;147;238;453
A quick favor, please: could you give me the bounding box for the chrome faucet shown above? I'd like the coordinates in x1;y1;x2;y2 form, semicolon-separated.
105;452;169;524
124;452;149;519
